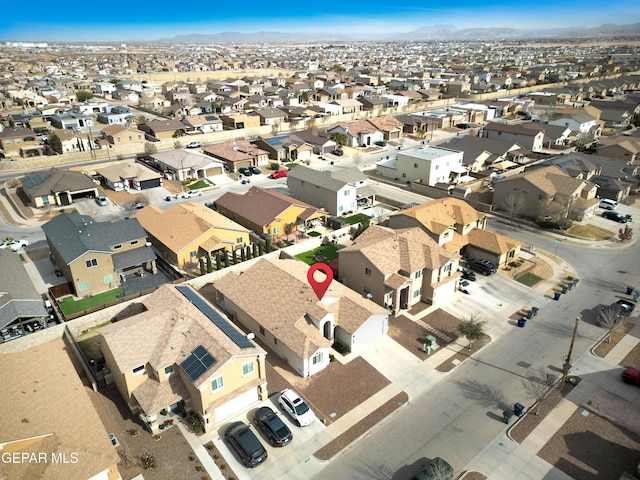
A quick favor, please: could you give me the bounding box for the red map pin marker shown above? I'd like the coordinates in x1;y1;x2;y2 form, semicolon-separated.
307;263;333;300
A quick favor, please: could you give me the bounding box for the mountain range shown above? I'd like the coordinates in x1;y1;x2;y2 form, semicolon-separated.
158;22;640;43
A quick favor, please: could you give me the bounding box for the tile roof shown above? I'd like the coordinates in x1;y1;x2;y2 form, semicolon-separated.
393;197;484;234
214;259;387;357
466;228;522;255
22;169;96;197
340;225;458;276
0;337;119;480
496;165;588;196
99;284;265;389
215;186;327;228
134;203;249;253
97;162;161;183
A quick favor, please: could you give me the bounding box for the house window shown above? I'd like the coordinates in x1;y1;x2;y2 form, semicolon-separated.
443;263;451;272
117;137;121;142
131;240;139;246
402;173;407;178
312;352;322;365
338;205;343;212
78;281;90;292
103;274;114;284
413;289;421;298
132;364;145;375
344;189;350;196
211;376;223;392
415;270;421;279
164;365;174;376
85;258;98;268
273;227;278;234
128;136;132;141
242;361;254;376
190;251;197;259
414;163;418;168
236;237;243;243
5;140;10;146
259;326;265;336
364;286;372;296
114;244;122;250
365;267;371;276
435;164;439;170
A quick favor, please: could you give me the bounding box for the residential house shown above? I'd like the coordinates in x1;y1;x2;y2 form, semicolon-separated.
150;149;226;180
0;127;38;158
251;134;313;162
41;213;158;297
49;128;93;154
102;124;146;146
203;140;269;172
367;116;404;141
215;186;328;240
134;202;251;268
339;225;460;315
596;136;640;163
326;120;384;148
358;96;391;114
480;122;545;152
138;119;186;140
96;162;163;191
445;136;530;173
213;258;389;377
181;114;223;134
48;112;93;131
21;169;98;208
376;145;466;185
98;284;267;434
287;166;375;216
328;99;363;114
0;337;121;480
548;112;601;143
0;249;48;339
388;198;522;268
492;165;600;222
253;108;288;129
288;129;337;155
219;113;261;130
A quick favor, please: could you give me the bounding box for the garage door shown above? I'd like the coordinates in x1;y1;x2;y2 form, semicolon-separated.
214;387;259;422
297;150;311;160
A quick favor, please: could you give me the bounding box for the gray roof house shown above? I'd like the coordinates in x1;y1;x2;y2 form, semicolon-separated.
21;169;99;208
0;250;48;340
42;213;158;297
287;165;376;216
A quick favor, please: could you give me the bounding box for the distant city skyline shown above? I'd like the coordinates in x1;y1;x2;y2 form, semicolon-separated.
1;2;638;42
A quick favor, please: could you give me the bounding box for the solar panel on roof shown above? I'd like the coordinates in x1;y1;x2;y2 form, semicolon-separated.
180;344;217;382
204;115;218;121
21;173;50;190
176;285;254;349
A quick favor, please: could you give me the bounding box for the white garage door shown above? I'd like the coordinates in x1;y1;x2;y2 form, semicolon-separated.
297;150;311;160
214;387;259;422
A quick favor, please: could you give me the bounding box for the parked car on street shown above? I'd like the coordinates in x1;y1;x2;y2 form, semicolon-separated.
0;239;29;252
253;406;293;447
374;140;387;146
467;259;497;276
622;367;640;386
186;141;202;148
182;189;202;199
270;169;287;179
224;421;268;468
458;267;476;281
331;149;344;156
278;389;316;427
602;211;627;223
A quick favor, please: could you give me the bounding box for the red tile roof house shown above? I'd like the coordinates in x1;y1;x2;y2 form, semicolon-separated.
212;258;389;377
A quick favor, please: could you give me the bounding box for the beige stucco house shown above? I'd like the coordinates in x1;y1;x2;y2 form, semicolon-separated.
98;284;267;434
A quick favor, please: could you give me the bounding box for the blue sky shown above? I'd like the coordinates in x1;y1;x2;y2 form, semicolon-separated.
1;2;638;42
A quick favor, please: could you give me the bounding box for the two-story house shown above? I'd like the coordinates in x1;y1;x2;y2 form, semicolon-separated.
41;213;158;297
98;284;267;434
0;127;38;158
215;186;328;240
287;166;375;216
481;122;545;152
339;225;460;314
388;198;522;268
213;258;389;377
376;145;466;185
134;202;251;268
492;165;600;223
102;124;146;145
181;114;223;134
326;121;384;148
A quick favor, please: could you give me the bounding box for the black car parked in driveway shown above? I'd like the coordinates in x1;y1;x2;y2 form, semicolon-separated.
253;406;293;447
602;211;627;223
467;259;497;276
458;267;476;281
238;167;253;176
224;421;267;468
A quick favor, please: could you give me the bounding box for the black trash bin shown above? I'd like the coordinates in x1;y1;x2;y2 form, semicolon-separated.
554;292;561;301
514;403;525;416
627;286;634;295
562;285;568;294
503;409;514;424
526;310;534;320
531;306;540;316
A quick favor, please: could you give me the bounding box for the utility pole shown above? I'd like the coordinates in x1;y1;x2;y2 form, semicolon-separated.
560;317;580;390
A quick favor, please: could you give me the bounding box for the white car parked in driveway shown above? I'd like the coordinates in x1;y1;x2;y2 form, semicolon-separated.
458;279;475;295
182;189;203;199
278;389;316;427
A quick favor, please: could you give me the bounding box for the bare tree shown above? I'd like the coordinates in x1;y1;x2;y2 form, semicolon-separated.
618;225;633;242
521;366;552;415
457;313;487;351
352;150;363;167
173;139;182;149
144;142;157;154
597;305;624;344
501;192;526;224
